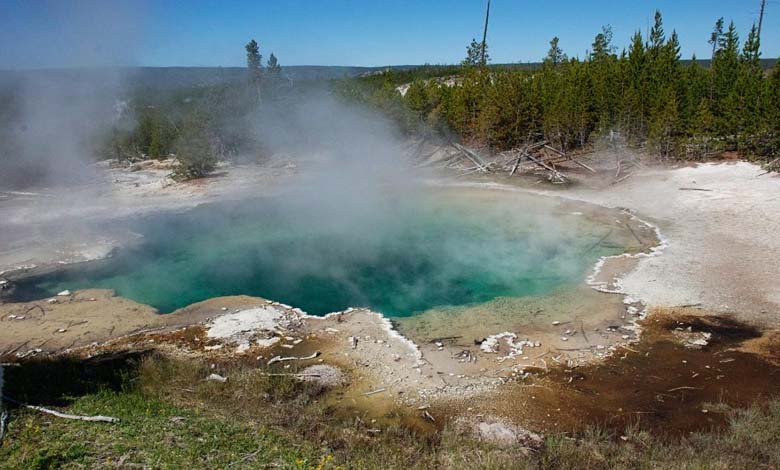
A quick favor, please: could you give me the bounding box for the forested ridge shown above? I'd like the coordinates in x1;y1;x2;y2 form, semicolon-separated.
338;12;780;163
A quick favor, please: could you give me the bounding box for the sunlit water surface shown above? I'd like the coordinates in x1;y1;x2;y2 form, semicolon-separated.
15;189;624;316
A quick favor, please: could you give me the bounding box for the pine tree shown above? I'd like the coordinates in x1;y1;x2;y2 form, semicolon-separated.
544;37;567;67
589;26;618;133
462;39;488;67
711;22;740;141
267;53;281;74
709;17;725;60
245;39;263;101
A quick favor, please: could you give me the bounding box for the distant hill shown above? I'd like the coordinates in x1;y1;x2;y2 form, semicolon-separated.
0;65;420;93
1;59;775;93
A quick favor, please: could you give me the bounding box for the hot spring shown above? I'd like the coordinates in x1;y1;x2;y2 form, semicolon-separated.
13;187;630;317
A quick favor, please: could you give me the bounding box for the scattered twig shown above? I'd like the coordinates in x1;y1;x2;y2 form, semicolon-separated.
679;187;713;192
667;386;701;392
579;321;590;345
23;305;46;317
429;336;462;343
362;388;387;396
257;372;321;378
227;447;263;468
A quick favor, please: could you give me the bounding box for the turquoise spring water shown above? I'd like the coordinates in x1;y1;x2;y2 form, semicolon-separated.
16;189;622;316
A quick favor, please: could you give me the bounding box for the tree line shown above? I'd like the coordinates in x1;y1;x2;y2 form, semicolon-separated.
340;12;780;161
107;39;284;180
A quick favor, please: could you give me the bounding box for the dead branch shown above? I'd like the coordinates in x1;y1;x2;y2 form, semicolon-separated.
2;396;118;423
257;372;321;378
267;351;320;365
678;187;713;192
362;388;387;396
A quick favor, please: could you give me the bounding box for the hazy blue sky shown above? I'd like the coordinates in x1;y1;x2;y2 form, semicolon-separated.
1;0;777;68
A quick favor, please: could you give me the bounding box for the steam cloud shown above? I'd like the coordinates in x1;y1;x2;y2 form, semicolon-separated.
0;0;142;189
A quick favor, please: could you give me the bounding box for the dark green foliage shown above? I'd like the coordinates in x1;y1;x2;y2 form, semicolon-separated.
172;113;217;180
341;12;778;161
463;38;489;67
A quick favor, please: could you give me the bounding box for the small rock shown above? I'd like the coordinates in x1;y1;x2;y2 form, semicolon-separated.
57;290;71;296
206;373;227;383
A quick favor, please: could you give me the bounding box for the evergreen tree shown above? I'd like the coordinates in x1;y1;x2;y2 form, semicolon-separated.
173;113;217;180
709;17;725;60
245;39;263;100
544;37;567;67
712;22;741;140
267;53;281;74
590;25;615;61
462;39;488;67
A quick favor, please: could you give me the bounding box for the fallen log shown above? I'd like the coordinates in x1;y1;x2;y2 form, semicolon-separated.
525;152;568;183
452;143;489;172
509;151;527;176
569;157;597;173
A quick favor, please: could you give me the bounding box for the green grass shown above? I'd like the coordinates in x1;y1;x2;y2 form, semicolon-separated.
0;390;314;469
2;354;780;469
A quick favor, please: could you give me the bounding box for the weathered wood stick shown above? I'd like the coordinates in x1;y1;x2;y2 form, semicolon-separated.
569;157;597;173
267;351;320;365
2;396;118;423
525;152;568;182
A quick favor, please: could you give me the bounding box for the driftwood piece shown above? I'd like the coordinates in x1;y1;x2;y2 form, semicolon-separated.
267;351;320;365
678;187;713;192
